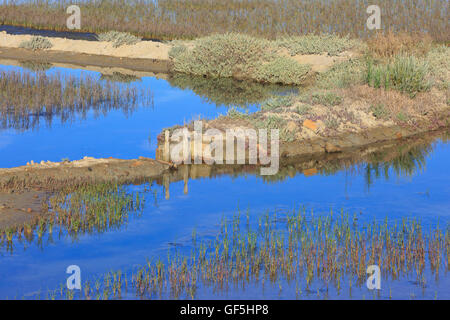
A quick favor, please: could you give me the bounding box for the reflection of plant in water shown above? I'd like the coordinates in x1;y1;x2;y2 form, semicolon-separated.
0;70;153;131
99;72;141;83
18;61;53;72
0;182;150;252
32;208;449;300
256;133;442;185
168;73;296;108
364;143;432;189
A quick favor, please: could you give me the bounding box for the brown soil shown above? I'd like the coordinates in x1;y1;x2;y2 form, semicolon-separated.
0;191;47;229
0;156;173;193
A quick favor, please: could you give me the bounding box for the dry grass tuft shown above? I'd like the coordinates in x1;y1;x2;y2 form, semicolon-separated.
367;31;433;59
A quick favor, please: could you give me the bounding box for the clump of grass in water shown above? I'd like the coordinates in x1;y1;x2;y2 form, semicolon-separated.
48;182;146;236
0;182;149;253
97;31;141;48
18;61;52;72
99;72;141;83
19;36;53;51
167;73;286;109
39;207;448;300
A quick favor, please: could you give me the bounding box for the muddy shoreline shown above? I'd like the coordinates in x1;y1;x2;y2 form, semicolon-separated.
0;47;172;74
156;109;450;163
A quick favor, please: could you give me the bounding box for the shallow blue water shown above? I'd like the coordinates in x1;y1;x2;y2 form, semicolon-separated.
0;65;260;168
0;64;448;299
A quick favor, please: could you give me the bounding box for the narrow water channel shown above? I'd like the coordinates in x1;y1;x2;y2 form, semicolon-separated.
0;63;448;299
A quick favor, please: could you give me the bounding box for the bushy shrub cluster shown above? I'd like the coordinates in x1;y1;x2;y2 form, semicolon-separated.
97;31;141;48
19;36;53;51
276;34;360;56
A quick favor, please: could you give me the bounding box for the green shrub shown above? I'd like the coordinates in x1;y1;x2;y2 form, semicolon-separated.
396;111;409;122
254;57;311;85
227;107;250;120
261;95;292;111
276;34;360;56
370;103;390;119
316;58;365;88
324;116;340;130
97;31;141;48
169;45;187;59
19;36;53;51
311;91;343;106
366;55;430;97
173;33;272;79
296;104;312;115
425;45;449;90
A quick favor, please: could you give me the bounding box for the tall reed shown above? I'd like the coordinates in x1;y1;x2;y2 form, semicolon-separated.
0;0;448;41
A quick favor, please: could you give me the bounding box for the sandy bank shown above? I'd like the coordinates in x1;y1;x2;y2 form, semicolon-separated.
0;32;172;73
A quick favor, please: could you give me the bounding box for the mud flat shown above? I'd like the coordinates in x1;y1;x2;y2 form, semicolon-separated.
0;156;173;229
0;156;172;193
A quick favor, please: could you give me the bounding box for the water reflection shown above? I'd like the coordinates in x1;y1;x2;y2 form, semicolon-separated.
18;61;52;73
99;72;141;83
2;129;447;252
157;129;449;196
167;73;298;108
0;69;153;131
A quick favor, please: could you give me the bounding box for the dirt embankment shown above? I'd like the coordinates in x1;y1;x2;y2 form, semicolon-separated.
0;156;173;193
156;108;450;164
0;31;172;73
0;156;174;229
